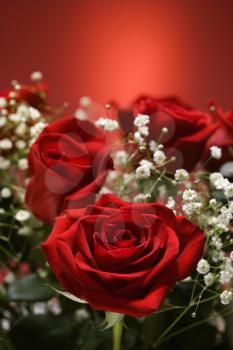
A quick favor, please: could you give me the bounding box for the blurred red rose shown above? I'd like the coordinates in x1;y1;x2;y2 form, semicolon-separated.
118;95;217;171
26;118;112;224
42;194;204;317
0;83;48;111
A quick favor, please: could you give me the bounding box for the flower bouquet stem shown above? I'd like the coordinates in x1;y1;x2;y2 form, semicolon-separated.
113;320;123;350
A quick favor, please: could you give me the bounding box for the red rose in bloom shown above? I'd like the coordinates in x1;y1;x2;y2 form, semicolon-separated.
42;194;204;317
205;108;233;170
26;118;112;224
0;83;48;111
118;95;217;171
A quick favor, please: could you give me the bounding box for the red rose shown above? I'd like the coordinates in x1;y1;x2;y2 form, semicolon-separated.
26;118;112;224
0;83;48;111
42;194;204;317
118;95;217;171
205;108;233;170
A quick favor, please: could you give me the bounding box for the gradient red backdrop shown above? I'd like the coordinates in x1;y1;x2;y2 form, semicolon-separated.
1;0;233;112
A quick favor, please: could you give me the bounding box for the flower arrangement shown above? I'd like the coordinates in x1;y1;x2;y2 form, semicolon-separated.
1;73;233;350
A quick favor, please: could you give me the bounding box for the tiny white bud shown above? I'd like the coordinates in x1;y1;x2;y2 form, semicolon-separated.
18;158;28;170
29;107;41;120
197;259;210;275
162;127;168;133
75;308;90;322
0;139;13;150
75;108;87;120
204;273;215;286
134;114;150;128
15;210;30;222
210;146;222;159
224;183;233;198
15;140;26;150
209;198;217;208
79;96;91;107
9;99;16;107
0;187;11;198
31;71;43;82
114;150;128;166
18;226;31;236
15;122;27;136
0;157;10;170
0;116;7;127
1;109;8;116
0;97;7;109
9;92;16;99
149;141;158;152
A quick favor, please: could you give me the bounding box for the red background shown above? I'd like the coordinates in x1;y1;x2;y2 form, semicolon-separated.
1;0;233;112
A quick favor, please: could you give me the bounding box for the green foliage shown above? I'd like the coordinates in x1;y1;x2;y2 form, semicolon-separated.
7;274;55;302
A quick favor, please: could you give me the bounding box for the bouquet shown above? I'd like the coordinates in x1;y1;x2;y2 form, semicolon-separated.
1;73;233;350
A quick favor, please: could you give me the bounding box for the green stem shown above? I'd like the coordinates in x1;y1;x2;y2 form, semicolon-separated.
113;321;123;350
153;305;191;348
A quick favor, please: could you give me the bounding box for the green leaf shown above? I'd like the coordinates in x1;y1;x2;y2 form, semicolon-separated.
7;274;54;301
50;286;87;304
100;312;124;330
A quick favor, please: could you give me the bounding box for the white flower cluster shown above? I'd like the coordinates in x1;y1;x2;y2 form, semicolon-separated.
136;160;155;179
210;172;229;190
134;114;149;131
208;203;233;233
113;150;128;167
182;189;202;217
96;118;119;132
219;258;233;285
153;149;166;166
166;196;176;210
8;105;41;124
133;114;150;145
210;172;233;198
134;193;150;202
175;169;189;183
0;82;50;179
210;145;222;160
220;290;233;305
30;121;48;142
149;141;167;166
